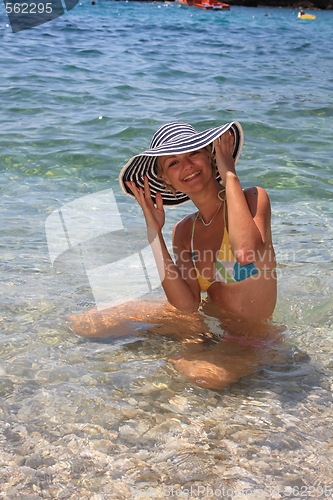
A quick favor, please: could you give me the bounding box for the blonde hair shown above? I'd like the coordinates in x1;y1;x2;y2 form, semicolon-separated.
156;157;177;196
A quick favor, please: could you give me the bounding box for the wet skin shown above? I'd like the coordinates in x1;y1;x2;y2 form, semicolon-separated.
70;132;279;390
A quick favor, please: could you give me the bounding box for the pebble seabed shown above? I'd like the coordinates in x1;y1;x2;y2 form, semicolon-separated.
0;301;333;500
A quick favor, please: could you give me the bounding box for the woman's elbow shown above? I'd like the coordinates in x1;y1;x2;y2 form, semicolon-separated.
168;299;200;314
234;247;260;266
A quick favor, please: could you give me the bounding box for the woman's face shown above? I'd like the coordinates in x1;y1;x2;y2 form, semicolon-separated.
158;147;213;194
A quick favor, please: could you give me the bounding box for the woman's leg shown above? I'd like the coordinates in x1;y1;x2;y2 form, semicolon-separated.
168;340;262;391
70;300;286;391
69;299;208;342
168;305;286;391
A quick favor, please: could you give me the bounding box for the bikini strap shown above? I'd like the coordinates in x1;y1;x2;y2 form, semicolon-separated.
190;212;200;262
218;188;227;227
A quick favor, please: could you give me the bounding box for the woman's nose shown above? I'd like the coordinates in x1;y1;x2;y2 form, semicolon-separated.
182;155;193;169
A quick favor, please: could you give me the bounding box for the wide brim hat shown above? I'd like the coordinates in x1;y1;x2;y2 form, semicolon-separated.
119;121;244;206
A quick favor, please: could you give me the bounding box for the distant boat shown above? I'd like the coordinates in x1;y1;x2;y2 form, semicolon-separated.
178;0;230;10
297;11;316;19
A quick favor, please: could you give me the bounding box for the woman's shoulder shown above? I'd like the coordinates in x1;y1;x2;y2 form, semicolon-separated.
244;185;269;198
175;211;197;230
243;186;271;219
244;186;271;206
172;212;197;246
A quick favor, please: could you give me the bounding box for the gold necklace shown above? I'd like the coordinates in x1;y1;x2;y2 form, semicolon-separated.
198;189;225;227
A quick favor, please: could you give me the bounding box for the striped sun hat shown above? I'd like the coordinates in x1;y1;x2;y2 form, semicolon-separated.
119;121;244;206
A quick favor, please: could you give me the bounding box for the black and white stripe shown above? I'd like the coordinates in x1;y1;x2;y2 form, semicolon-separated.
119;121;244;206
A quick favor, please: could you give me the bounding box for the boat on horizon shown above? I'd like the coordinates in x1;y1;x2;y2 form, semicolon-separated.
178;0;230;10
297;10;316;19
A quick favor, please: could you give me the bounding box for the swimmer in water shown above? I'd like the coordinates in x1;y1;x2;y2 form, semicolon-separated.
71;121;280;390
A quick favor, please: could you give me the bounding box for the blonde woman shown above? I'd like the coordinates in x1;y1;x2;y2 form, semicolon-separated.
71;121;279;390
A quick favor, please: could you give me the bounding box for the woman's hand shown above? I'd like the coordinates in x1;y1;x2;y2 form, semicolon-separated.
213;130;236;185
125;176;165;234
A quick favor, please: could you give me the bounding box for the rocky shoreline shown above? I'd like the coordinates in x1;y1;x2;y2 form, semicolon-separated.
145;0;333;9
229;0;332;9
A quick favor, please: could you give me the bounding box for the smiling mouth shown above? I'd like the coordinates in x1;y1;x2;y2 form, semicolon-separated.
183;171;201;181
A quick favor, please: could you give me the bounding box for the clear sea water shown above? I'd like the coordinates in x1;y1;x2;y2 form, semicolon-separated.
0;2;333;499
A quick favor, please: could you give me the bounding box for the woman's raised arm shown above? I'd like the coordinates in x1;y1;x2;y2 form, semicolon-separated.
214;133;269;265
125;177;201;313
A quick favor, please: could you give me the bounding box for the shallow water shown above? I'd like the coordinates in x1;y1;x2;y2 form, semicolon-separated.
0;2;333;499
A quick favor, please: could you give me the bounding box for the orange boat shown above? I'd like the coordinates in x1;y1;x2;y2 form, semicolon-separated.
178;0;230;10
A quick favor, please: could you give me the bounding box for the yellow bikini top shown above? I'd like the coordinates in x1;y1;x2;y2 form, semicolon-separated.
190;196;259;292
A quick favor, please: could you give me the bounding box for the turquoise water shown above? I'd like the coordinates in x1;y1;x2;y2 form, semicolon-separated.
0;3;333;498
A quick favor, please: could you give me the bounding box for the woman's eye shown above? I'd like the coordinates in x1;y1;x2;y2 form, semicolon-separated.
168;161;178;168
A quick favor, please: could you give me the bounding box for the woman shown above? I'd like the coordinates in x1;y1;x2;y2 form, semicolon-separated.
71;121;279;390
120;120;277;320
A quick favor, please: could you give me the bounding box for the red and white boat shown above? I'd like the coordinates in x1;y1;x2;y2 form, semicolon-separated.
178;0;230;10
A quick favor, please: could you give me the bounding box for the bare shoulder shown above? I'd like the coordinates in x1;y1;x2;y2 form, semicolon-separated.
172;212;196;248
244;186;271;217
